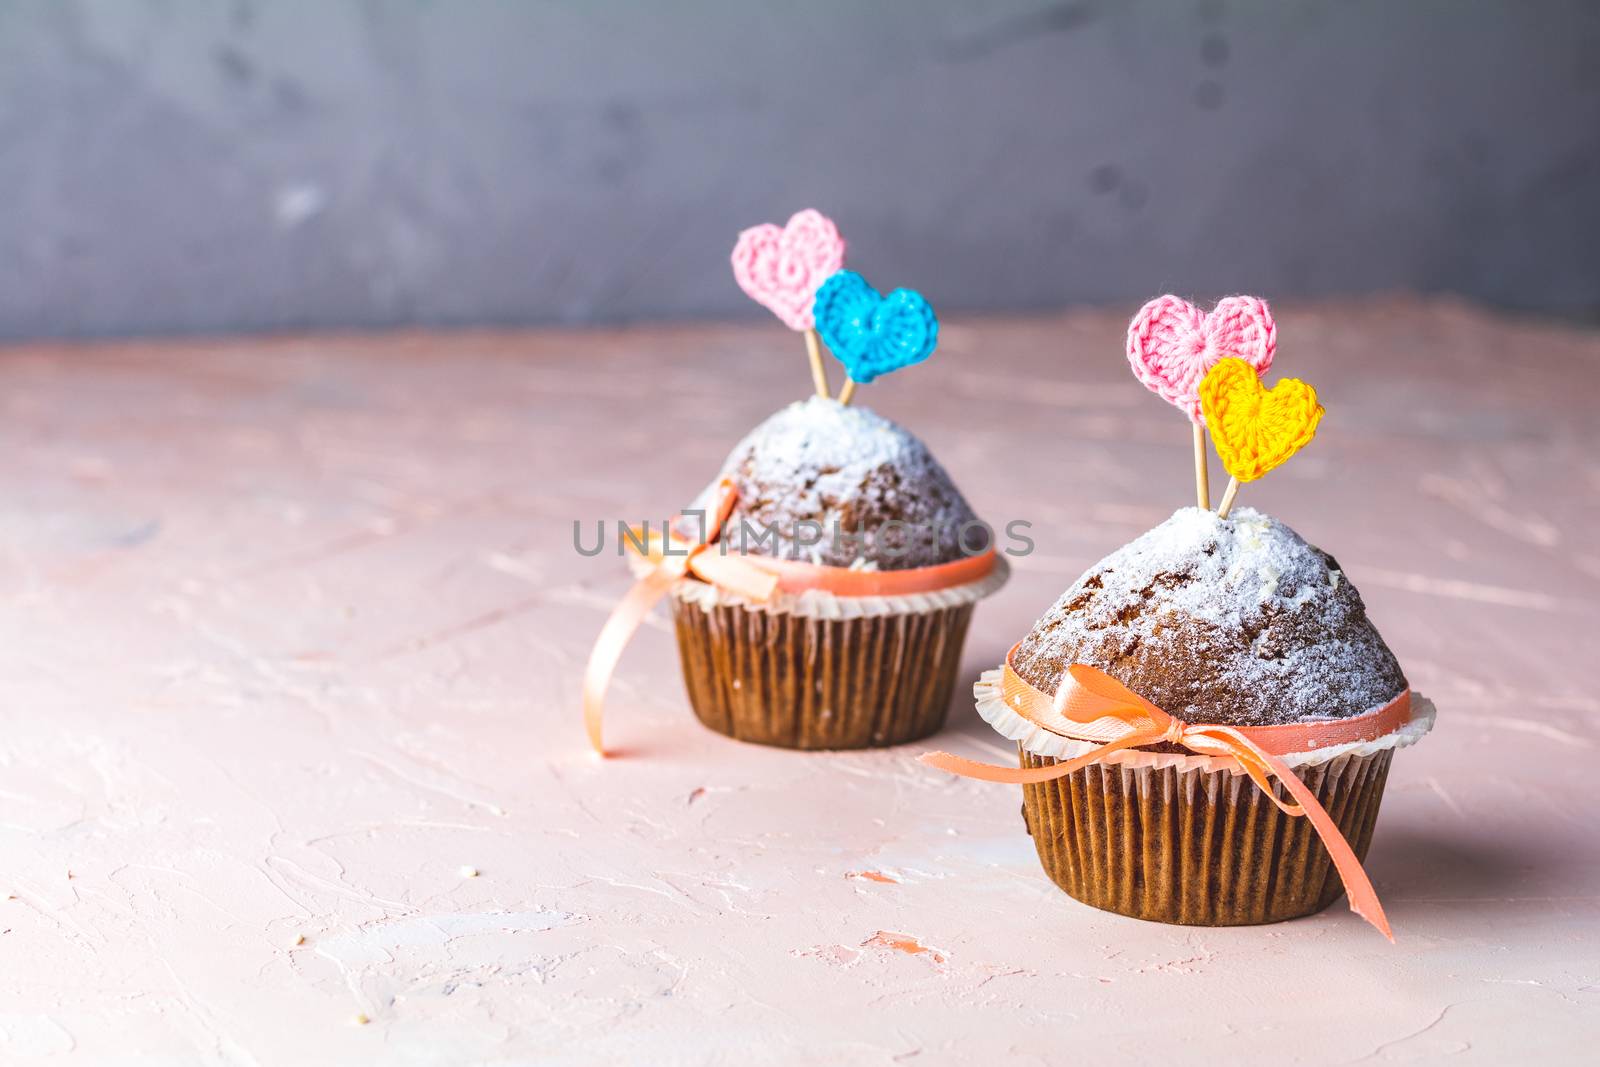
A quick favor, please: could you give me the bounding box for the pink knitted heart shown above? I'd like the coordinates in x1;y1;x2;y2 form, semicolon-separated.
1126;295;1277;423
731;209;846;331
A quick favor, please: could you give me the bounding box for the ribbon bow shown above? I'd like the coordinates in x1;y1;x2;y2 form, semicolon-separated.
582;479;779;755
921;651;1412;940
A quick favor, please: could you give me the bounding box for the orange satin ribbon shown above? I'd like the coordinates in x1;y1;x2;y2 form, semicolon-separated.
920;643;1412;941
583;479;998;755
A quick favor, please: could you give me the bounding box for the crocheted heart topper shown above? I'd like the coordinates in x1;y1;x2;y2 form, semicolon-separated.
1200;358;1324;483
812;271;939;385
730;209;847;332
1127;295;1277;424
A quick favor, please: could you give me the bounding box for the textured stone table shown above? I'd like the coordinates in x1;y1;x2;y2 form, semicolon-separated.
3;299;1598;1064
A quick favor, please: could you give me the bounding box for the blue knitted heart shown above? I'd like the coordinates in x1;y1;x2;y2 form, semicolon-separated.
812;271;939;384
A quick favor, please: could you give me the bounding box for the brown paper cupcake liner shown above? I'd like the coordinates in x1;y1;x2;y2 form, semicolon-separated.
1018;745;1394;925
964;665;1434;927
671;595;977;750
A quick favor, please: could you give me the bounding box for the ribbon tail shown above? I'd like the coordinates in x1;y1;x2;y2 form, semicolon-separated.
1260;750;1394;942
1197;726;1391;940
919;732;1163;784
582;568;677;756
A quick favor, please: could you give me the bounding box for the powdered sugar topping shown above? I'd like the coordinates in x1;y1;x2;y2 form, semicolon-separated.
688;397;980;570
1013;507;1407;725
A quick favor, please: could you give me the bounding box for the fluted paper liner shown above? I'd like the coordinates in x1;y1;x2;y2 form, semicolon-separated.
975;667;1434;926
662;558;1007;750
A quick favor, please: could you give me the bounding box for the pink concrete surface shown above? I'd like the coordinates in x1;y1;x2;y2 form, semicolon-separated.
2;298;1598;1064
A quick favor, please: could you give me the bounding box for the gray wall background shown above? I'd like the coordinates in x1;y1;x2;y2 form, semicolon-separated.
1;0;1598;340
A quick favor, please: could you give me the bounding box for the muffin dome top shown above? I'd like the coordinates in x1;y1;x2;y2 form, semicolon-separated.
1012;507;1406;727
688;396;979;570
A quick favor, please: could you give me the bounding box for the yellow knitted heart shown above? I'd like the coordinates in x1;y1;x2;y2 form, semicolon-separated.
1199;357;1324;482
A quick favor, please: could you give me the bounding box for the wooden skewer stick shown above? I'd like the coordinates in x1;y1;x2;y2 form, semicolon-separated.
803;329;829;399
1216;477;1241;519
837;378;859;406
1192;422;1210;510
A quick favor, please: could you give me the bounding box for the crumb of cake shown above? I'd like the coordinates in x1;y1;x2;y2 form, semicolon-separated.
353;1013;370;1026
687;396;979;570
293;934;306;946
1012;506;1406;726
459;866;479;878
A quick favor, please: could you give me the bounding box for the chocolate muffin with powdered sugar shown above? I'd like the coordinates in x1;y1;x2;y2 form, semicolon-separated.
672;393;1004;749
917;294;1435;934
586;209;1007;754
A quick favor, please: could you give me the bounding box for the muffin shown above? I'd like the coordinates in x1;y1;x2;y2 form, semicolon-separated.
585;209;1005;755
920;296;1435;937
668;396;1007;749
997;506;1430;926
